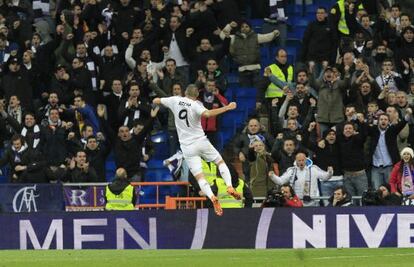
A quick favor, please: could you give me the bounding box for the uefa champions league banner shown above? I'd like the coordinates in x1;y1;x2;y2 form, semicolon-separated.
0;184;63;213
1;207;414;249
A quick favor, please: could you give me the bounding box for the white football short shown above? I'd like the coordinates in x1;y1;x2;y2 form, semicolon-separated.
180;137;222;176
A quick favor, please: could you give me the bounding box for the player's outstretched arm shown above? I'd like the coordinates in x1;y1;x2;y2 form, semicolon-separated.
202;102;237;118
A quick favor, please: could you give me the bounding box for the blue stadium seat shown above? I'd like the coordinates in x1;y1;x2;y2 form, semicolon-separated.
249;19;264;33
260;45;270;60
222;130;235;144
287;25;307;40
305;4;319;14
286;4;303;15
151;131;168;144
147;159;164;169
237;98;256;114
287;17;309;27
227;73;239;87
105;160;116;181
234;87;257;98
221;113;236;132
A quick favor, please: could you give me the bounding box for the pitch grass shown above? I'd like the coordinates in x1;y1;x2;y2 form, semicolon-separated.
1;248;414;267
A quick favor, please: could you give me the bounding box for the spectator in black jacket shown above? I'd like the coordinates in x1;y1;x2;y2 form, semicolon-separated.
118;82;151;129
0;134;46;183
67;150;99;183
70;57;94;106
161;16;191;84
301;7;336;65
1;57;33;110
114;106;159;181
40;107;73;182
85;135;110;182
337;116;369;200
306;125;343;204
103;80;126;132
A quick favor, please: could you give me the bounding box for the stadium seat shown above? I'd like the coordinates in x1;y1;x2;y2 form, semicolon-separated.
249;19;264;33
260;45;270;61
234;87;257;98
287;25;307;40
237;98;256;114
147;159;164;169
286;4;303;16
105;161;116;181
305;4;319;14
151;131;168;144
287;17;309;27
227;73;239;87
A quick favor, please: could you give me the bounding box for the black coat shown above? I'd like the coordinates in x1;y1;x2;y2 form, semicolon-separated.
103;92;126;131
301;19;336;63
368;120;407;166
69;166;99;183
1;69;33;110
85;143;110;182
40;124;70;166
0;146;46;183
337;122;367;172
161;26;190;61
114;118;153;177
118;98;151;129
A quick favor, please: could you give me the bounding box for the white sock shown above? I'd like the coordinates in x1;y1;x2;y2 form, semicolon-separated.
218;164;232;187
197;178;214;199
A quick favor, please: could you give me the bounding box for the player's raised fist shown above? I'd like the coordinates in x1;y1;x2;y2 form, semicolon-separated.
227;102;237;110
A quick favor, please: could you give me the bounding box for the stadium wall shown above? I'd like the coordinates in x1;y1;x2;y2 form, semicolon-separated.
1;207;414;249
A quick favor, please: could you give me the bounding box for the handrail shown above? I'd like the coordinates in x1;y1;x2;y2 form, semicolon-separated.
131;182;190;186
165;196;207;209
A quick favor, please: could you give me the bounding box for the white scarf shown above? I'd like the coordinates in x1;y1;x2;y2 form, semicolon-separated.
21;124;40;149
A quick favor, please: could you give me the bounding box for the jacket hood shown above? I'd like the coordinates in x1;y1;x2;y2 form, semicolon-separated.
108;178;131;195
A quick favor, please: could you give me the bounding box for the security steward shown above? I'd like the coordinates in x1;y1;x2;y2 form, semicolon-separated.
329;0;364;46
211;164;254;208
105;168;136;210
201;159;218;185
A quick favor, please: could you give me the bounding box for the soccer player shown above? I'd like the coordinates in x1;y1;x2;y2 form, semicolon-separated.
153;84;240;216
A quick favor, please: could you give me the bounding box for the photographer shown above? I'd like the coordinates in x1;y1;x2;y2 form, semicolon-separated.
261;184;303;208
281;184;303;208
377;184;402;206
362;184;402;206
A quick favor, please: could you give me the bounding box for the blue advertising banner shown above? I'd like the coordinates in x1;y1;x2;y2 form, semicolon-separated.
1;207;414;249
0;184;64;213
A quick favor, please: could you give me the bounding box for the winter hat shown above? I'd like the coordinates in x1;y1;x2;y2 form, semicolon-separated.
323;128;336;139
400;147;414;158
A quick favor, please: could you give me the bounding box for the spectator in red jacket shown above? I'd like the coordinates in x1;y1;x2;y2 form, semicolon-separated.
281;184;303;208
199;79;228;146
389;147;414;197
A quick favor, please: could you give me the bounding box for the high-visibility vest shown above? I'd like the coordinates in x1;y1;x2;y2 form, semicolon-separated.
216;178;244;208
202;160;218;185
337;0;364;35
265;64;294;98
105;184;135;210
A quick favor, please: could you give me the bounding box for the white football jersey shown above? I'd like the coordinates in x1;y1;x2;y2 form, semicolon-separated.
161;96;207;145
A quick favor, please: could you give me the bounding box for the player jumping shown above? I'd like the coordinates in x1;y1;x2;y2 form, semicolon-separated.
153;84;240;216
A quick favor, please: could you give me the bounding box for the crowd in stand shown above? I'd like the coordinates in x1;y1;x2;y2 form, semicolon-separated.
0;0;413;207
